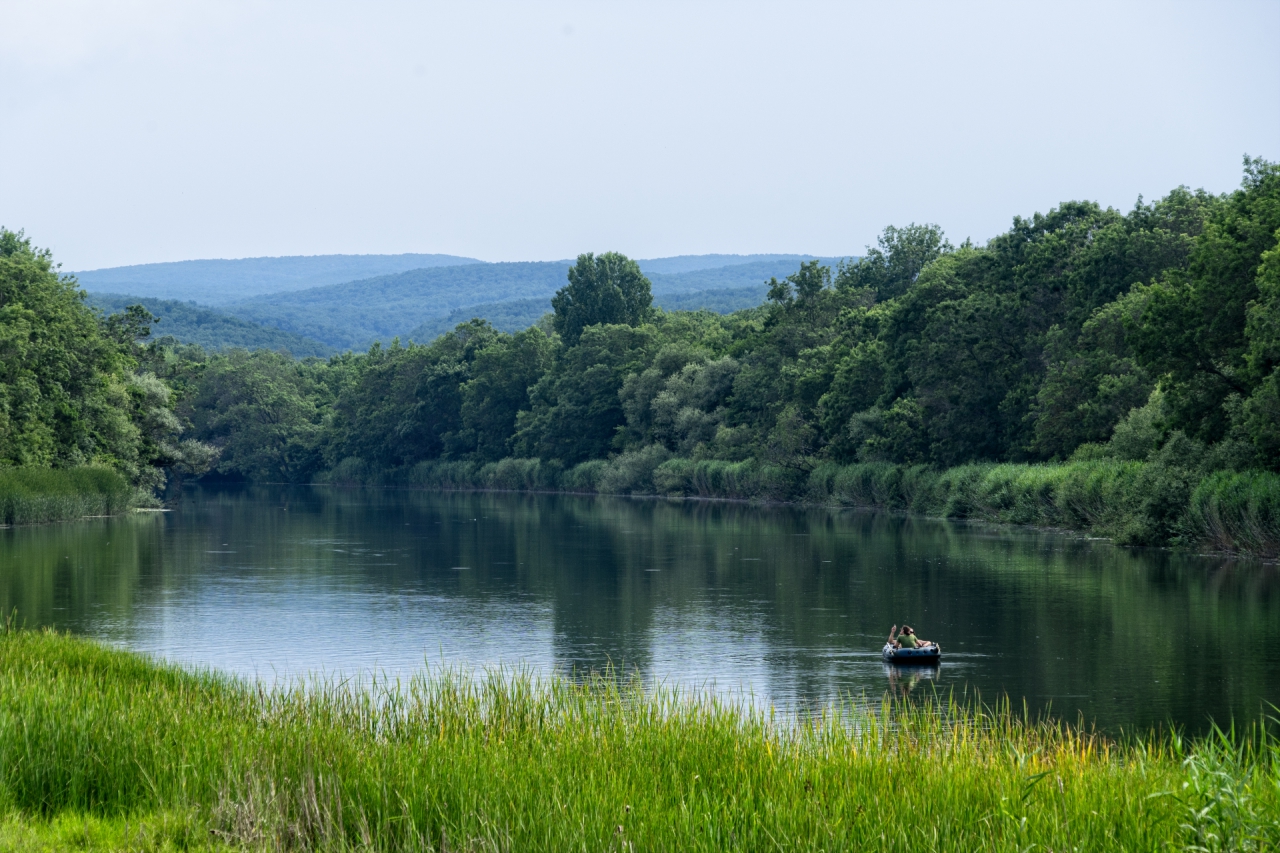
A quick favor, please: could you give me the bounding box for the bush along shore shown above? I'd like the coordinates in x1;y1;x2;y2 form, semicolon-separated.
318;452;1280;560
0;466;137;526
1;629;1278;852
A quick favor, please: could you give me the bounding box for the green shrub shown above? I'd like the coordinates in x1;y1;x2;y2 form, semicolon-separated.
930;464;992;518
0;466;133;525
652;458;799;501
477;457;562;491
1188;469;1280;557
561;459;609;493
319;456;380;486
311;452;1278;558
405;460;482;490
595;444;672;495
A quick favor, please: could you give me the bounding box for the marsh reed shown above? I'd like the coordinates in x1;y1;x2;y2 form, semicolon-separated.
1;629;1277;851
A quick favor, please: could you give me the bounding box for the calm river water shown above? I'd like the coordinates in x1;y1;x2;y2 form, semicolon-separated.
2;485;1277;733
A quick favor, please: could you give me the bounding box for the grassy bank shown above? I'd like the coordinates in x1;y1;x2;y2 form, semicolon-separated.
320;455;1280;558
2;629;1278;851
0;466;135;526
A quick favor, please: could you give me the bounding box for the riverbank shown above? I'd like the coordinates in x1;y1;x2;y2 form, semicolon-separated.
0;467;135;526
2;629;1277;851
319;455;1280;559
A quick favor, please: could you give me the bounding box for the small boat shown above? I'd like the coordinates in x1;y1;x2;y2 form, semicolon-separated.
882;643;941;664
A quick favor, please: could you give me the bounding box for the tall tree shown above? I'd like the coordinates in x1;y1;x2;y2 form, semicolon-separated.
835;223;952;302
1127;157;1280;444
551;252;653;347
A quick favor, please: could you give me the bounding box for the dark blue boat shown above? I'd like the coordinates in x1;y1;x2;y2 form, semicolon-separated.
882;643;941;664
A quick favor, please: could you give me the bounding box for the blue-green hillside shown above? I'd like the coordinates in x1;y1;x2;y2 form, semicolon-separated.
85;294;334;357
233;256;839;349
73;252;480;304
637;253;819;274
226;261;573;350
647;258;843;293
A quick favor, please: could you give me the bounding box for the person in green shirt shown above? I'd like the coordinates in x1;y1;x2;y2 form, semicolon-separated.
896;626;932;649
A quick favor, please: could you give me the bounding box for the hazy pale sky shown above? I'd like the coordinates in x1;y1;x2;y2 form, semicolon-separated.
2;1;1277;271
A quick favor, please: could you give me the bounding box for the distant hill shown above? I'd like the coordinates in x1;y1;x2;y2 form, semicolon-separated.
408;283;779;344
225;262;573;351
76;253;856;351
646;258;844;295
654;285;771;314
72;253;481;304
637;254;830;276
410;298;555;343
86;294;334;357
230;257;848;350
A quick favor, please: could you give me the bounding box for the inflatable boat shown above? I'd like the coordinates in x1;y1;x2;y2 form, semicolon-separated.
882;643;941;664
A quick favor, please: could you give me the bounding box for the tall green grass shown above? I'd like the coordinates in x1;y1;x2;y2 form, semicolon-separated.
318;454;1280;557
3;629;1277;851
806;460;1280;557
0;466;134;525
1188;470;1280;557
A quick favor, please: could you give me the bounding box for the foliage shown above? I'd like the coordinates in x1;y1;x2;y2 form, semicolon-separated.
181;350;327;482
1188;469;1280;557
550;252;654;347
0;229;212;500
514;323;659;465
459;327;556;461
834;222;952;301
1126;157;1280;447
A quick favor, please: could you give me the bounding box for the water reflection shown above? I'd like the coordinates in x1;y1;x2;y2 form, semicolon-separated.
1;484;1277;733
883;663;942;702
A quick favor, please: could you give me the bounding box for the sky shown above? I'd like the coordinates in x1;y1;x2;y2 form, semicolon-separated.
2;0;1277;271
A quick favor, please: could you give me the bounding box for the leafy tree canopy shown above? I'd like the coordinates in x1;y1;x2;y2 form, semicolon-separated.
551;252;653;347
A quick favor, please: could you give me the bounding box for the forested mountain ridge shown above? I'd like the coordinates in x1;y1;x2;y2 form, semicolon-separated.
85;294;333;357
73;253;482;304
224;261;572;350
222;257;843;351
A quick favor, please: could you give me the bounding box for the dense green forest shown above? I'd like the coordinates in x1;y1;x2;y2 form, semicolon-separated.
2;160;1277;551
0;230;218;514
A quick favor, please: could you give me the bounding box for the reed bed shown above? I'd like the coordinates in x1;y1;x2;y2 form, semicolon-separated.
2;629;1277;851
319;454;1280;557
0;466;134;525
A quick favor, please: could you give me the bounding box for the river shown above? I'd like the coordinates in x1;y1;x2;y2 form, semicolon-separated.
2;485;1277;733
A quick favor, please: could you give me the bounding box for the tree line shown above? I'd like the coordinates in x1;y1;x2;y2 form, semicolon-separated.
2;158;1277;505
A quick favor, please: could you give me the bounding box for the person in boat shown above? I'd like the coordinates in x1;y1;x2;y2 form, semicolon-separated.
896;625;933;649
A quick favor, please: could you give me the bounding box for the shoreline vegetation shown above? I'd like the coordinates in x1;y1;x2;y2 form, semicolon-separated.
0;467;136;526
315;456;1280;559
3;160;1279;558
2;630;1278;851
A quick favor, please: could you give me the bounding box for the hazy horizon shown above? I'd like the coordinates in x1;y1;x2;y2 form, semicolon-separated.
3;1;1277;271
